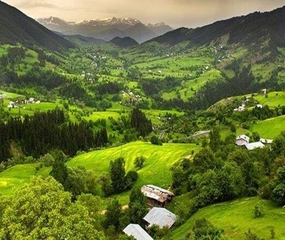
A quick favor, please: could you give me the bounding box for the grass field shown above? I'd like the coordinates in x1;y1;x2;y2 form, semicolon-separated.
68;141;199;189
0;142;199;202
250;115;285;139
0;163;39;196
254;91;285;107
171;196;285;240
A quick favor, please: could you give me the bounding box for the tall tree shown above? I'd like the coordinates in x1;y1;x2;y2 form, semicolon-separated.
103;199;122;232
49;150;68;186
209;127;221;152
109;157;126;193
128;187;148;227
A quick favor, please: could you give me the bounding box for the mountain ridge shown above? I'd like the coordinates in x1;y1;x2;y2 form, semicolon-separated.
37;16;173;43
0;2;74;51
148;6;285;50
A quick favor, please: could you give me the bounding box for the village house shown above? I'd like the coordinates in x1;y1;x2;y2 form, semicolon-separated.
143;207;176;229
123;224;153;240
141;184;174;207
245;141;265;151
235;134;250;146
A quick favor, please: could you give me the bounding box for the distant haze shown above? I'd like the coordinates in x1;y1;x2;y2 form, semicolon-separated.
2;0;285;28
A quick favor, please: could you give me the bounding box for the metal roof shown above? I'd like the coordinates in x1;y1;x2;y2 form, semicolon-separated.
143;207;176;228
245;142;265;150
141;185;174;203
123;224;153;240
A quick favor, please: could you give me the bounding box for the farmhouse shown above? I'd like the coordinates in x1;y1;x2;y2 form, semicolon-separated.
245;141;265;151
235;135;250;146
143;207;176;229
141;184;174;207
123;224;153;240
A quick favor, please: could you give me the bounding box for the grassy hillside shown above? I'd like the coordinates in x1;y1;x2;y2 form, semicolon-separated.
0;141;199;199
68;141;199;188
171;197;285;240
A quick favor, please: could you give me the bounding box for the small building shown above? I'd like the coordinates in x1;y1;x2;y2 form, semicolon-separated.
141;185;174;207
123;224;153;240
235;135;250;146
143;207;176;229
245;142;265;151
260;138;273;144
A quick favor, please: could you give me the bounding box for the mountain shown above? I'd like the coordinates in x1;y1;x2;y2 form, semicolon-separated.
147;22;173;36
63;34;106;45
0;2;74;51
37;17;173;43
109;36;139;48
149;6;285;50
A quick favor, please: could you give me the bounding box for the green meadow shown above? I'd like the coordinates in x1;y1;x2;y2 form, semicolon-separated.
68;141;199;189
250;115;285;139
171;197;285;240
0;142;199;201
0;163;39;196
254;91;285;107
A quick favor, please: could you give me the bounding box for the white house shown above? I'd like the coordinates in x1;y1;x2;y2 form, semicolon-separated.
235;135;250;146
245;142;265;151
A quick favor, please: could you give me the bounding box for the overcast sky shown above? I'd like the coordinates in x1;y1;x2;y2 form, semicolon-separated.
2;0;285;28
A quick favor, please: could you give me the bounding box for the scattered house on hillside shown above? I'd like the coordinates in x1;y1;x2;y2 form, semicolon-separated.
245;141;265;151
141;184;174;207
234;103;245;112
235;135;250;146
7;101;15;108
256;104;263;108
123;224;153;240
143;207;176;229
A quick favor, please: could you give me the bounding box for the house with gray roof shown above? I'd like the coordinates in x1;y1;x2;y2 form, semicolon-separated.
143;207;176;229
123;224;153;240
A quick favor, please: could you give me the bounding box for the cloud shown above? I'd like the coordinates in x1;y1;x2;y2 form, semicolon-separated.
16;0;58;9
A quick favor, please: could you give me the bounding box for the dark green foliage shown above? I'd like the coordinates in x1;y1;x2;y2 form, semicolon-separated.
49;150;68;186
109;157;126;194
150;135;162;145
97;82;123;95
124;171;138;190
0;109;108;161
270;166;285;205
134;156;146;169
209;127;221;152
103;199;122;232
128;187;148;226
130;107;152;137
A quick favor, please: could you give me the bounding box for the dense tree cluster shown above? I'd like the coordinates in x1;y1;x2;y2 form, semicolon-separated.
0;108;108;161
171;128;285;217
130;107;152;137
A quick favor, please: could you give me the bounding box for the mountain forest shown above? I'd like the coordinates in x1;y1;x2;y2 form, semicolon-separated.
1;1;285;239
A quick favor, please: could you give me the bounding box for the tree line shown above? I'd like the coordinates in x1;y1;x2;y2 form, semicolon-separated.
0;108;108;162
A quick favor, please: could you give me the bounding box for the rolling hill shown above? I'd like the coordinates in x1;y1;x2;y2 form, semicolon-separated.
0;1;74;51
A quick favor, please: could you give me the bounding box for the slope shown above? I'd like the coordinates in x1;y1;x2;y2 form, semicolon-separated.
0;2;74;51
